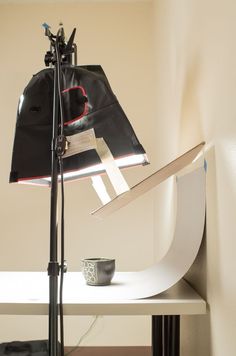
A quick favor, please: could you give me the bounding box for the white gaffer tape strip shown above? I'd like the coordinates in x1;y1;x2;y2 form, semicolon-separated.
96;138;130;196
63;128;130;197
91;175;111;205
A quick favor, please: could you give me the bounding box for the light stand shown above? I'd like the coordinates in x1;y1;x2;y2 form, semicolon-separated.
43;25;77;356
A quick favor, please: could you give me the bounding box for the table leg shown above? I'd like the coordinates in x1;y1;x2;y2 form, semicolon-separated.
152;316;163;356
152;315;180;356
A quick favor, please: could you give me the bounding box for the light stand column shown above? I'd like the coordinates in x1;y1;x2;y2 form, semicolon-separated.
43;25;77;356
48;49;60;356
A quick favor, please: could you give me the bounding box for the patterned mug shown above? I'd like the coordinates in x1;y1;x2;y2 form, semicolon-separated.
82;258;115;286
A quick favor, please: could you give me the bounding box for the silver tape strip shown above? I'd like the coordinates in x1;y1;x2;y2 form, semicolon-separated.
63;129;97;158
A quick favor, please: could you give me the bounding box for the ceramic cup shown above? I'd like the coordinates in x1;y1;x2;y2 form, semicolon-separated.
81;258;115;286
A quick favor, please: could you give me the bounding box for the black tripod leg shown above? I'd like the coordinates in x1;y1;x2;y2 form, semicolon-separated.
152;315;163;356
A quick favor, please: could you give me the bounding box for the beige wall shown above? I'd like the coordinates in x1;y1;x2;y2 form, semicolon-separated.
1;0;236;353
153;0;236;355
0;1;155;346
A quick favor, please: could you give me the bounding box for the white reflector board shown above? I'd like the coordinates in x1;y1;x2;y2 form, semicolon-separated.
92;142;205;218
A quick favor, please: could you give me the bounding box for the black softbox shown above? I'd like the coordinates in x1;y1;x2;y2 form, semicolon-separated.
10;64;148;185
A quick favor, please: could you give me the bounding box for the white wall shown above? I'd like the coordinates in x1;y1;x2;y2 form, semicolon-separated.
0;1;156;346
153;1;236;355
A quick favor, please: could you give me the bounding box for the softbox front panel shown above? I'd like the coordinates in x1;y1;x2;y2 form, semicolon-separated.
10;65;146;184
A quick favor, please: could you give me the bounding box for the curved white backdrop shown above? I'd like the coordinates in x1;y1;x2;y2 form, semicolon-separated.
63;165;206;300
0;166;206;304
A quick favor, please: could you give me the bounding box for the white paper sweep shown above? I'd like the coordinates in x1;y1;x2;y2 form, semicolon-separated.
0;272;206;316
0;165;205;303
62;165;206;300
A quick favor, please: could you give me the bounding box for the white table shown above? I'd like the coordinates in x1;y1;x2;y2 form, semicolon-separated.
0;272;206;356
